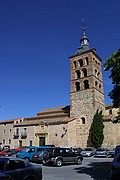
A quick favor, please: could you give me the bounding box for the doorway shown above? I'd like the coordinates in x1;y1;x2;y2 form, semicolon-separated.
39;137;45;146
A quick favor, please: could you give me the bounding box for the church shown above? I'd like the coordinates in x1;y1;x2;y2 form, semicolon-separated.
0;22;119;149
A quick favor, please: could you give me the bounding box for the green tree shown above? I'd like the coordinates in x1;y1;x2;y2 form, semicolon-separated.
91;109;104;149
104;49;120;108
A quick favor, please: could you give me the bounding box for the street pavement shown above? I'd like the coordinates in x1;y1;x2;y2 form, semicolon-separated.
42;157;113;180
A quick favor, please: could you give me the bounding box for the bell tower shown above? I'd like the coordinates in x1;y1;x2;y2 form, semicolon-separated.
69;21;105;147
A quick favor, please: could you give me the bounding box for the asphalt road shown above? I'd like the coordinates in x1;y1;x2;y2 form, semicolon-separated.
42;157;113;180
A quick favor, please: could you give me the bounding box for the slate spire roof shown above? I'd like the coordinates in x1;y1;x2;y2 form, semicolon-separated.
76;19;91;54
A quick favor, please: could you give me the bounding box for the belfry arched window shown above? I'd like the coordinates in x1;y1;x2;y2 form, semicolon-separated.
83;68;87;77
84;80;89;89
75;70;81;79
78;59;83;67
75;82;80;91
73;61;76;69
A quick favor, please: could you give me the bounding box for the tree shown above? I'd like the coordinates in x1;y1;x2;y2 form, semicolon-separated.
91;109;104;149
104;49;120;108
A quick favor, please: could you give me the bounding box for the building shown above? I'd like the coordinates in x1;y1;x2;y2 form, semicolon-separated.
0;22;119;149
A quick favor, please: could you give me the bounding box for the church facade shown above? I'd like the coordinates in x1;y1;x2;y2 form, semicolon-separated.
0;23;119;149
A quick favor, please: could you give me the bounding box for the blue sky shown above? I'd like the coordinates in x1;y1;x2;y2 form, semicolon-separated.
0;0;119;121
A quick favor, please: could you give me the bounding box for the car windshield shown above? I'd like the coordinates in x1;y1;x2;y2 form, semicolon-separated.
22;148;30;152
84;148;93;151
96;148;105;151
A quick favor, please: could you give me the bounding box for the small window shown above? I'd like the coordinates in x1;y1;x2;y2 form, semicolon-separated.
30;140;32;147
10;129;12;133
9;139;11;144
81;117;85;124
3;139;5;144
109;109;112;115
4;129;5;134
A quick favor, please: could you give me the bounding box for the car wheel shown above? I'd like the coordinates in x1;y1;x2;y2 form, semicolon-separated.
76;157;82;165
43;160;47;166
56;159;63;167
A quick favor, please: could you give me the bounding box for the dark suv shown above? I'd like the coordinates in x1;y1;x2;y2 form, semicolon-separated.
43;147;83;167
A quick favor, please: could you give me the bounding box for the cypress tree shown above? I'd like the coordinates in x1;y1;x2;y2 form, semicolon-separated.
91;109;104;149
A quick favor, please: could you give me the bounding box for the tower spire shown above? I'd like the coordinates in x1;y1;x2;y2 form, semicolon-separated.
80;19;89;47
76;20;90;54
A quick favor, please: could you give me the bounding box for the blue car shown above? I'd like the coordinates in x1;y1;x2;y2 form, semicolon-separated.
16;146;53;161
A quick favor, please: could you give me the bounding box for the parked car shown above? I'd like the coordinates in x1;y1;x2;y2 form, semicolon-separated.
16;146;53;161
42;147;83;167
110;153;120;179
71;147;83;154
5;148;24;157
94;147;109;157
0;149;13;156
32;150;50;164
114;145;120;157
108;148;115;158
80;147;96;157
0;157;42;180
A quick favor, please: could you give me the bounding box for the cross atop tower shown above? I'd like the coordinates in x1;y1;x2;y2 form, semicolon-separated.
81;19;87;36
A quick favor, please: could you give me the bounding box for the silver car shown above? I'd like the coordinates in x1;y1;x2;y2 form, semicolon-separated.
80;147;96;157
95;147;109;157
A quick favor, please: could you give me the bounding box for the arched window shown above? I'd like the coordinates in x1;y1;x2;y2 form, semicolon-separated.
75;70;81;79
83;68;87;77
95;81;98;86
78;59;83;67
85;57;89;65
84;80;89;89
95;69;97;76
73;61;76;69
75;82;80;91
81;117;85;124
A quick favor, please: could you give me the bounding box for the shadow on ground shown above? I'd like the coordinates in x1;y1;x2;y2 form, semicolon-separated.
74;161;111;180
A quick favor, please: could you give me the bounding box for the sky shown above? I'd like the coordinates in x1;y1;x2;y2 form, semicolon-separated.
0;0;119;121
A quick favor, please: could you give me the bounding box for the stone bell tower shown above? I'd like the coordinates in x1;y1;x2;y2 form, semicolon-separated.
69;21;105;147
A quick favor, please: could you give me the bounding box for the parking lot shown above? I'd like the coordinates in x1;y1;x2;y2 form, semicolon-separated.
42;157;113;180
